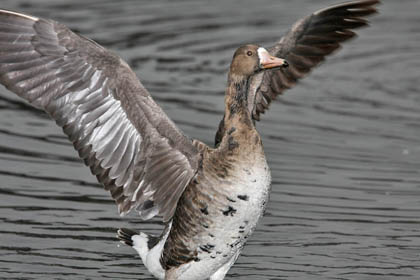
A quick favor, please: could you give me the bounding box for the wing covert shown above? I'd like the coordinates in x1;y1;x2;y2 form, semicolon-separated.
0;10;200;221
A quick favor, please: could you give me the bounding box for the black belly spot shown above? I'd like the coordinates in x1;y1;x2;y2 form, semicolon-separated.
226;196;236;203
222;206;236;216
237;195;249;201
200;244;215;253
230;239;242;248
200;206;209;215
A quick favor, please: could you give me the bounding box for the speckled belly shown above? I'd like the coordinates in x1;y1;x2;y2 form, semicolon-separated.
204;161;271;248
182;159;272;279
161;142;272;280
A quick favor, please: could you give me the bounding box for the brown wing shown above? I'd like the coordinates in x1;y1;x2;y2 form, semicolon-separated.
0;10;201;222
248;0;380;121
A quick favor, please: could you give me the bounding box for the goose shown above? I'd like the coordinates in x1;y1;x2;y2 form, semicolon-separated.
0;1;379;279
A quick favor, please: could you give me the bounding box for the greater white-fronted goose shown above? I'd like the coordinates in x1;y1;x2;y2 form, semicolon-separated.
0;1;379;279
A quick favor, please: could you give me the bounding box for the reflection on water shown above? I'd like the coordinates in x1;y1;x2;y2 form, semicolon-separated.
0;0;419;279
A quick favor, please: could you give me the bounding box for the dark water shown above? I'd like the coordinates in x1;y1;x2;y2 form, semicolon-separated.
0;0;419;279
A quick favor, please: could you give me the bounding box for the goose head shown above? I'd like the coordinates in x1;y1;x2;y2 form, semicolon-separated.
229;44;288;80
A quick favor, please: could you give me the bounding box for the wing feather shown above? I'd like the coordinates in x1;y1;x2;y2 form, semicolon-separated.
247;0;380;122
0;9;202;221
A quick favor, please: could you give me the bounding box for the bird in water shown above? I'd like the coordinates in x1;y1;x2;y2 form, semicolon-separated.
0;1;379;279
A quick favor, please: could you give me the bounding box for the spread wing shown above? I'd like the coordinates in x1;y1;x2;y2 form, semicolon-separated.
248;0;380;121
0;10;201;222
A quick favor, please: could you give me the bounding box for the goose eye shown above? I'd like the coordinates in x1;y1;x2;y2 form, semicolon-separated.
246;51;253;56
